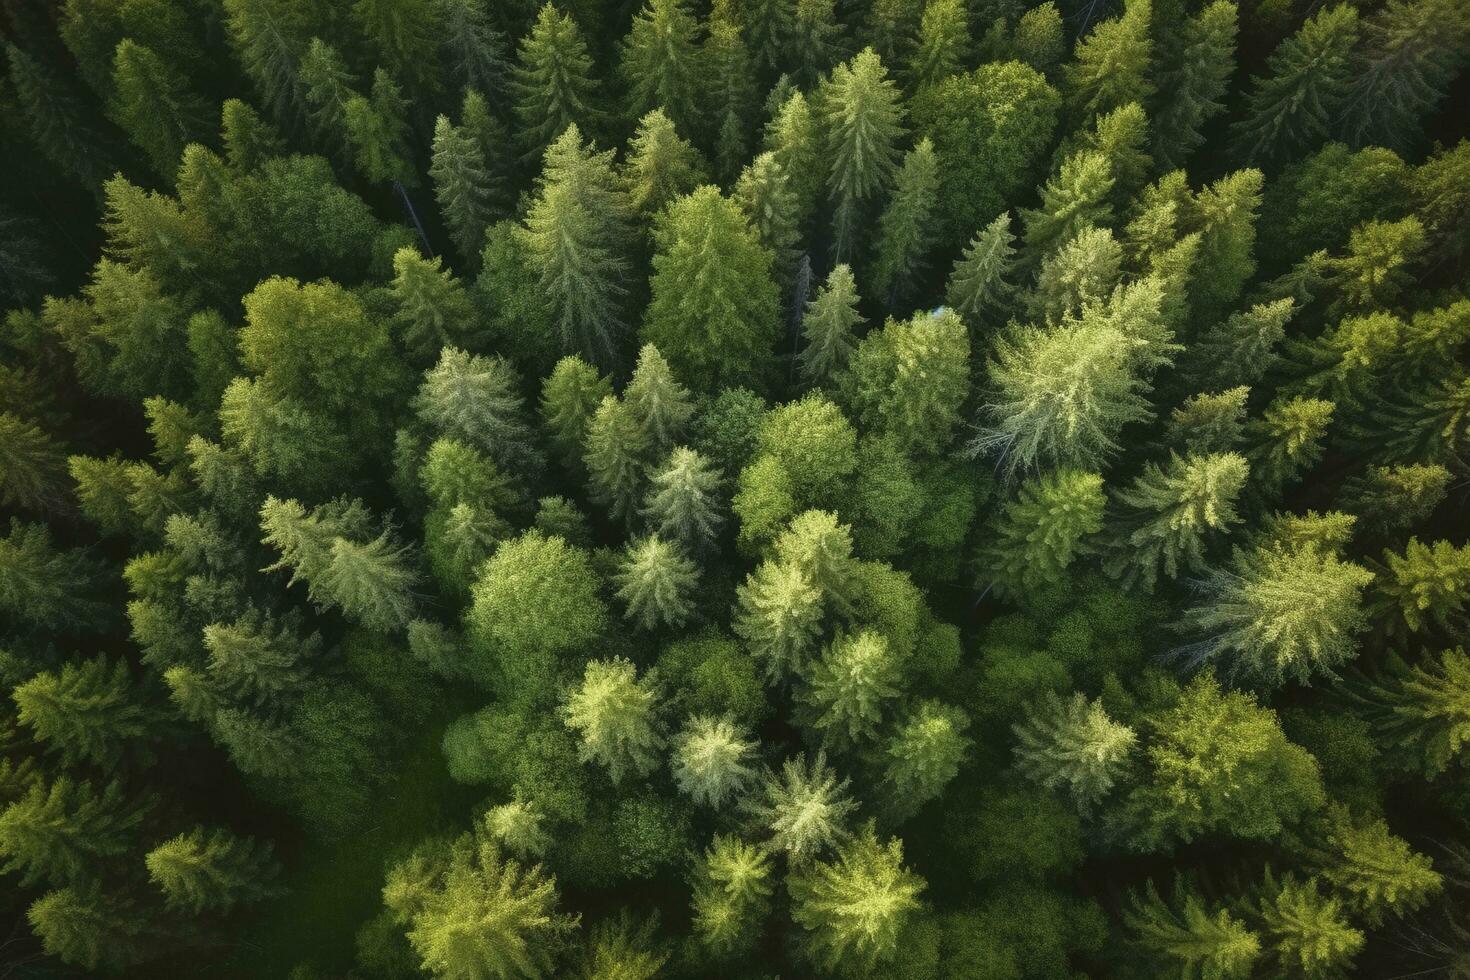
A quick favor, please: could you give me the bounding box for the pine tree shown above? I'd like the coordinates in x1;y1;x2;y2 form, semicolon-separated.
642;446;725;551
514;3;604;160
980;468;1106;596
623;110;708;218
299;38;357;147
1013;691;1137;812
4;42;116;191
220;97;285;170
0;519;110;631
841;308;971;455
1246;396;1334;499
436;0;510;97
1354;647;1470;776
643;185;780;389
671;716;759;807
1104;452;1249;590
326;533;417;632
145;826;282;913
772;510;859;616
821;48;906;262
1181;543;1374;687
0;776;148;886
908;0;969;91
562;656;664;782
745;0;795;76
1029;225;1124;321
1166;388;1250;454
788;823;924;973
625;344;695;456
415;347;544;479
615;535;700;630
879;700;969;818
0;412;68;512
1339;464;1450;537
384;834;578;980
799;264;865;386
12;657;148;767
1338;0;1470;153
1254;873;1364;977
1064;0;1154;127
391;248;476;362
734;152;800;285
691;834;773;954
733;559;825;680
342;70;415;186
1020;151;1115;267
1124;880;1261;979
751;752;856;856
1151;1;1237;171
1328;217;1427;314
27;884;149;972
203;610;317;697
1317;810;1442;926
484;797;551;858
1377;538;1470;638
703;0;759;182
764;89;824;235
524;125;635;368
870;137;939;307
585;395;652;525
541;355;613;472
621;0;704;136
221;0;315;130
801;629;902;746
1188;298;1294;390
109;40;210;180
945;212;1015;326
1082;102;1153;205
430;115;495;267
789;0;844;86
1232;5;1359;165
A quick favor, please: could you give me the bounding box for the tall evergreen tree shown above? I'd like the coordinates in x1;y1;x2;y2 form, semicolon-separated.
108;40;210;180
1064;0;1154;128
145;826;282;913
585;395;652;525
513;3;604;159
1254;873;1364;977
733;559;825;681
1151;1;1237;170
752;751;856;856
625;344;695;456
1125;880;1261;979
623;110;708;218
869;138;939;307
1014;691;1137;812
980;468;1106;596
801;629;902;746
691;834;772;953
614;535;700;630
12;657;149;767
798;264;864;386
0;776;148;886
820;48;906;262
430;115;495;267
562;656;664;782
643;446;724;551
621;0;704;137
945;212;1015;326
907;0;969;92
671;716;759;808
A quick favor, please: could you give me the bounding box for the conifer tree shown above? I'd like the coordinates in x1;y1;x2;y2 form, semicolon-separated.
12;657;149;767
1012;2;1066;75
621;0;704;137
764;90;824;235
1188;298;1294;390
841;308;970;455
0;776;148;886
0;413;68;512
585;395;652;525
1246;396;1334;499
145;826;282;913
1377;538;1470;638
1020;151;1115;266
1338;0;1470;153
704;0;759;182
1182;544;1374;687
392;248;476;362
1124;880;1261;979
643;446;725;551
798;264;864;386
298;38;356;147
220;98;285;171
6;41;118;191
821;48;906;262
752;752;856;856
203;611;316;697
352;0;439;97
562;656;664;783
541;355;613;472
733;559;825;680
615;535;700;630
1354;647;1470;776
691;834;773;953
1014;692;1137;812
623;110;708;218
789;0;844;86
1152;1;1237;171
908;0;969;92
802;629;902;746
1254;873;1364;977
643;186;780;389
1317;810;1441;925
625;344;695;456
109;40;210;180
484;797;551;859
525;125;635;368
870;138;939;307
1104;452;1249;590
788;823;924;973
745;0;795;76
221;0;315;130
436;0;510;97
1339;464;1449;537
980;468;1105;596
1232;5;1359;165
1064;0;1154;128
27;884;148;972
879;700;969;818
1029;225;1124;321
416;347;544;480
671;716;759;807
945;212;1015;326
1082;102;1152;205
1166;388;1250;454
772;509;859;616
0;519;110;631
342;70;415;187
513;3;603;159
734;152;800;287
430;115;494;267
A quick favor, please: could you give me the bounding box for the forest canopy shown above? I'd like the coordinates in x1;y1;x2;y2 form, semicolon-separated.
2;0;1469;976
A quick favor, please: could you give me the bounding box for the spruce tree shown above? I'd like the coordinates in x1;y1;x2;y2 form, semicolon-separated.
415;347;544;480
869;137;939;307
513;3;604;159
1029;225;1124;321
1246;396;1334;499
907;0;969;92
704;0;760;182
1188;298;1294;390
221;0;315;130
671;716;759;807
733;559;824;680
1104;452;1249;591
585;395;652;525
1064;0;1154;127
692;834;773;953
772;509;859;617
1021;150;1116;269
1181;544;1374;687
734;152;800;286
1232;5;1359;165
799;264;864;386
436;0;510;97
840;308;971;455
1377;538;1470;638
484;797;551;859
320;531;419;633
980;468;1106;596
1013;691;1138;812
752;752;856;856
27;884;149;972
1317;810;1442;925
945;212;1016;326
764;90;824;233
203;611;316;697
352;0;439;97
541;355;613;472
391;248;476;362
788;823;924;973
1124;880;1261;979
1353;647;1470;777
298;38;357;147
12;657;149;767
562;656;664;783
0;413;68;512
430;115;494;267
342;70;415;187
1151;1;1237;171
1254;873;1364;977
1166;388;1250;454
789;0;844;87
145;826;282;913
614;535;700;630
820;48;906;262
623;110;708;218
643;446;725;551
801;629;902;746
625;344;695;456
1339;464;1450;537
5;42;117;192
879;700;969;818
621;0;704;137
109;39;210;180
0;776;148;886
0;519;110;631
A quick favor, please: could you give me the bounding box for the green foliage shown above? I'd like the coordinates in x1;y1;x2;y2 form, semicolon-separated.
145;826;281;913
563;657;664;783
621;0;703;137
753;752;856;857
1125;879;1261;979
1064;0;1154;128
691;834;772;954
12;656;148;766
514;2;603;159
980;469;1106;597
1254;872;1364;977
1014;691;1137;812
614;535;700;630
880;700;970;819
820;48;906;261
671;716;759;807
